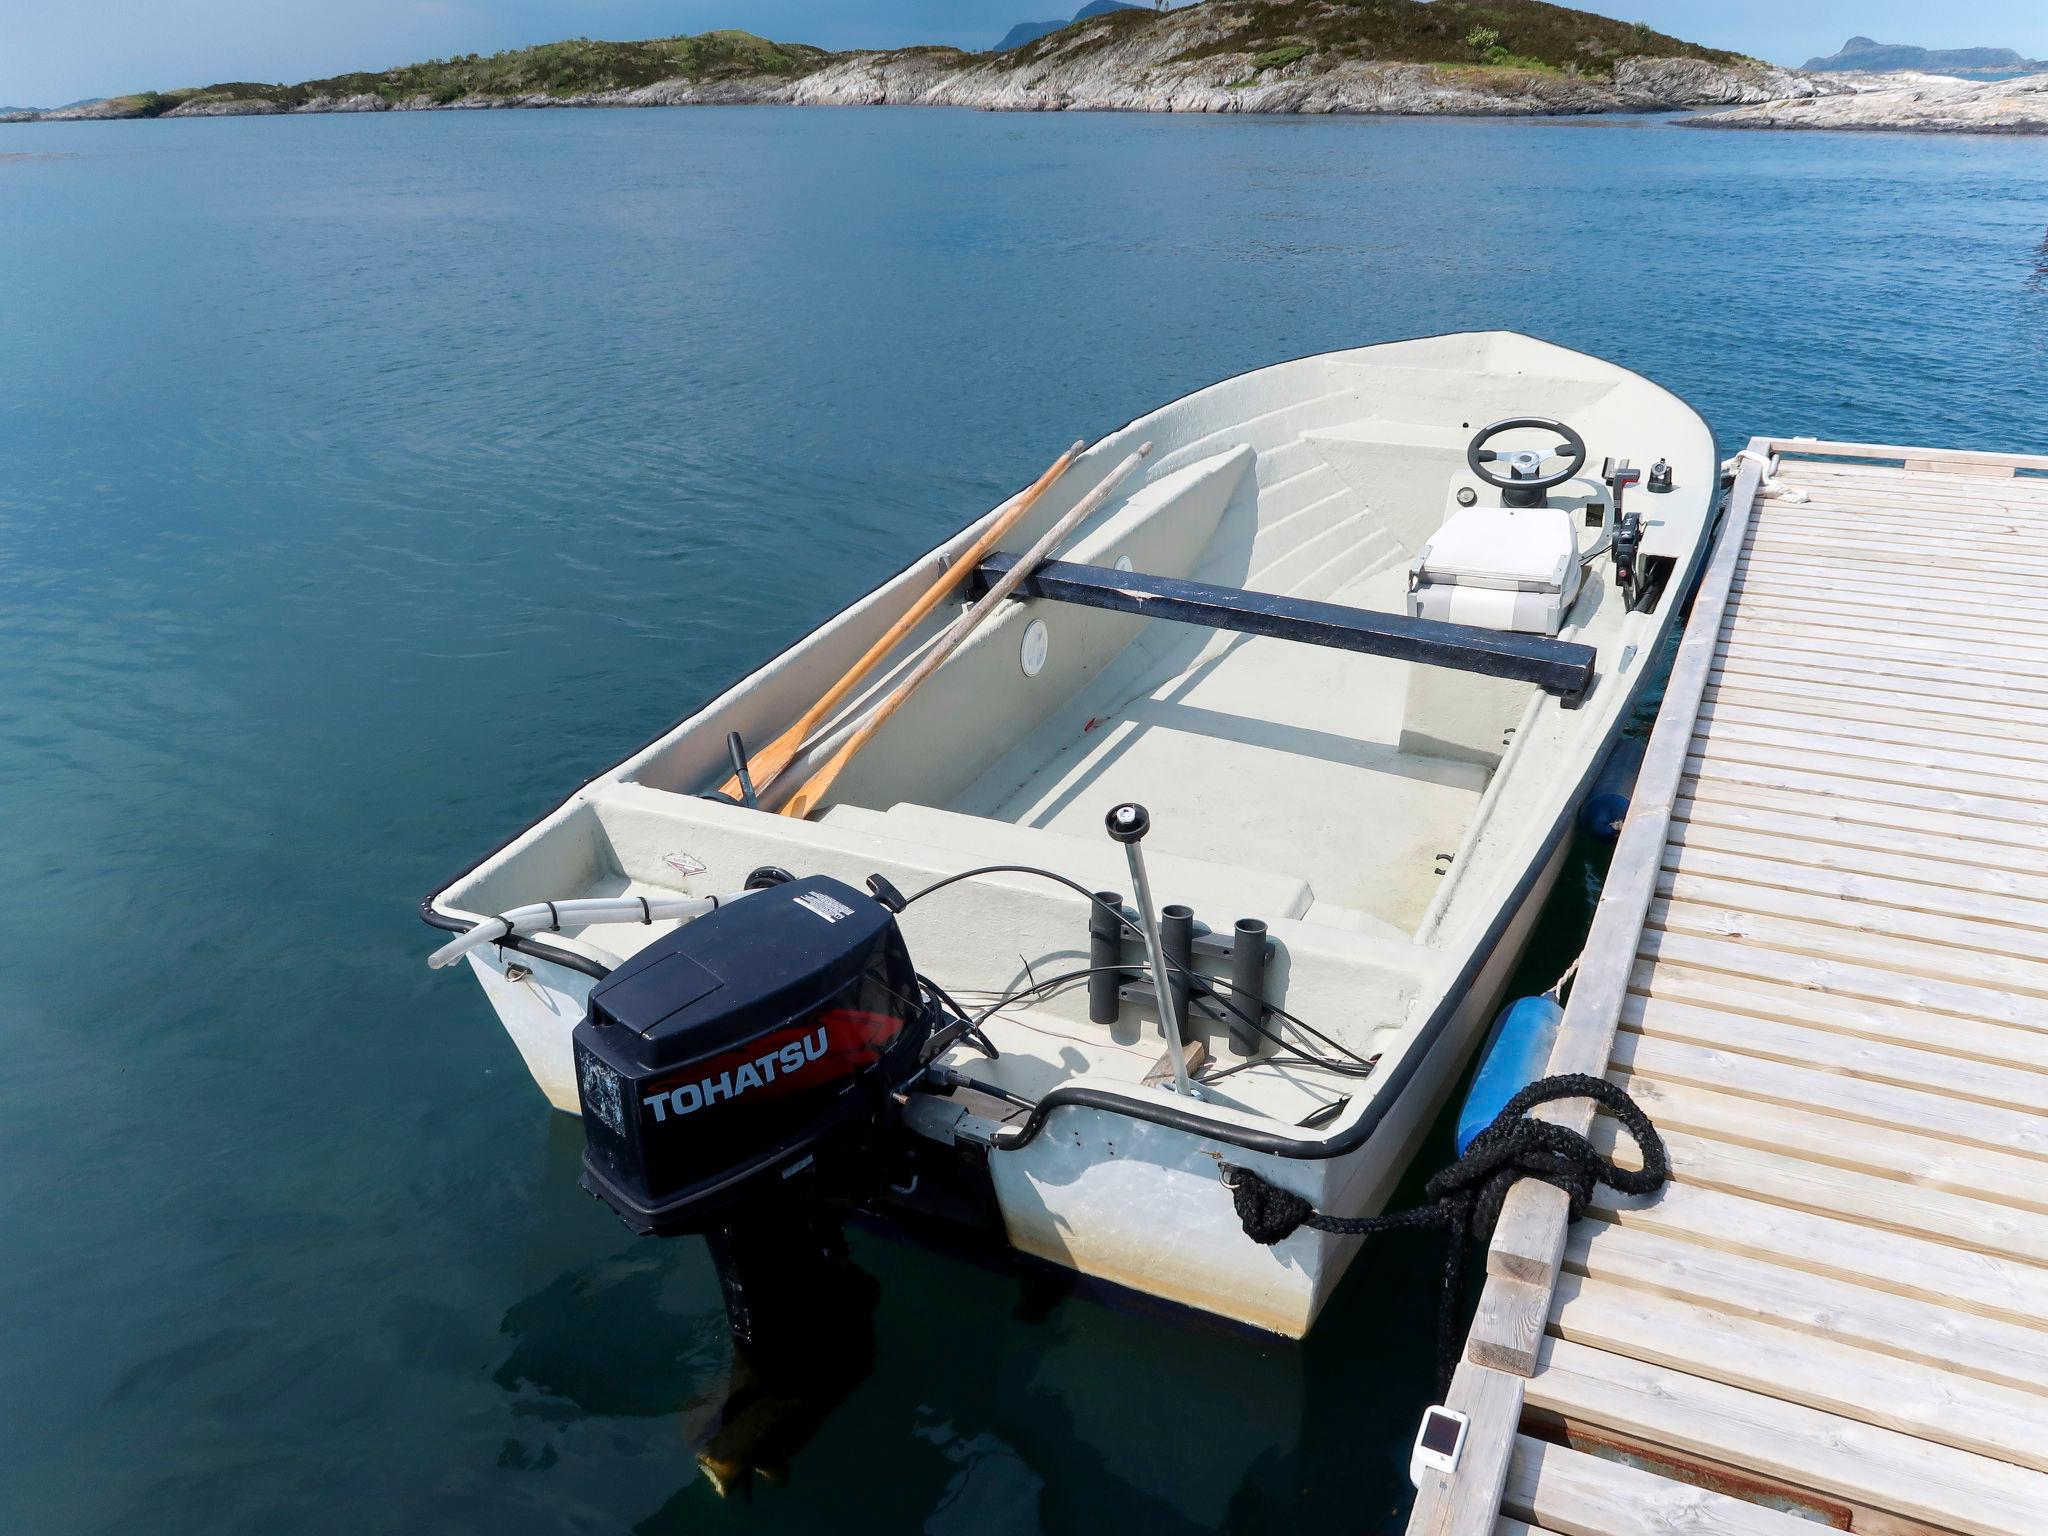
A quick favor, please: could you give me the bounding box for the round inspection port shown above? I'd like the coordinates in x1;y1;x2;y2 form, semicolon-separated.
1020;618;1050;678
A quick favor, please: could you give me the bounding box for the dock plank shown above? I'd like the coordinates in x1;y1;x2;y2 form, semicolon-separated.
1622;991;2048;1113
1678;774;2048;872
1723;581;2048;644
1593;1112;2048;1264
1691;710;2048;784
1707;655;2048;725
1525;1340;2048;1536
1773;466;2048;497
1660;839;2048;941
1757;502;2048;540
1699;668;2048;737
1611;1029;2048;1161
1781;456;2048;498
1735;533;2048;583
1745;536;2048;585
1673;792;2048;875
1716;634;2048;704
1683;750;2048;831
1646;896;2048;1018
1565;1222;2048;1396
1637;923;2048;1033
1405;1358;1525;1536
1657;866;2048;967
1501;1436;1818;1535
1692;698;2048;767
1610;1073;2048;1218
1711;602;2048;669
1549;1274;2048;1470
1592;1168;2048;1328
1628;956;2048;1073
1707;612;2048;669
1726;585;2048;638
1734;557;2048;615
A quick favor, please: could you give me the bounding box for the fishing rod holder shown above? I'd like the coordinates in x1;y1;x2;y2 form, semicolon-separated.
1086;893;1275;1057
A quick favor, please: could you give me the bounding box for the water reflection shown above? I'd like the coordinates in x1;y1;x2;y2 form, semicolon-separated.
688;1320;877;1498
499;1108;1424;1530
687;1213;881;1498
499;1127;884;1502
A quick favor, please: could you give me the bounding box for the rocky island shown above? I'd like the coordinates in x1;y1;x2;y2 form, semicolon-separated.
5;1;1830;124
1691;70;2048;134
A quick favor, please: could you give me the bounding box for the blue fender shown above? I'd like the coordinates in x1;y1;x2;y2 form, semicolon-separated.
1580;733;1648;840
1456;994;1564;1156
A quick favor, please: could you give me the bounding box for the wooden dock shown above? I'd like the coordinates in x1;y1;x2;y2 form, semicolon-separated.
1406;437;2048;1536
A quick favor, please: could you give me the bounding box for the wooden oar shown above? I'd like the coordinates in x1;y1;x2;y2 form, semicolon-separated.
719;441;1086;801
778;442;1153;821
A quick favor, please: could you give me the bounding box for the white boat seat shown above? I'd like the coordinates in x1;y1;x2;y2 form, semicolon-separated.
1405;503;1584;637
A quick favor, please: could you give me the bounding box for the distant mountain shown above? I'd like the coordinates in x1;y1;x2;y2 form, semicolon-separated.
996;1;1143;53
0;106;46;115
995;19;1065;51
1802;36;2048;76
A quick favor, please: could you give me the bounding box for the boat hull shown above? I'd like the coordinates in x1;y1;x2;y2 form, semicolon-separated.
460;773;1579;1335
426;330;1718;1338
984;827;1572;1336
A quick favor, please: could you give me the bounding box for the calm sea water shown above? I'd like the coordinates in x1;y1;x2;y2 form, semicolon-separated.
2;106;2044;1535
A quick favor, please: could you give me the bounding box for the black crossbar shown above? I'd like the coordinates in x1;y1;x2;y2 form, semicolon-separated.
972;553;1595;701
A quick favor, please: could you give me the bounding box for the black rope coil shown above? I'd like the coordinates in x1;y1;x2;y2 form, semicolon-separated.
1222;1074;1667;1394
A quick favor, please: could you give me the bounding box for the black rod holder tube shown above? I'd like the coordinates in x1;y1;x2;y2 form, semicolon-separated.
1087;891;1125;1026
1161;904;1195;1043
1229;918;1269;1057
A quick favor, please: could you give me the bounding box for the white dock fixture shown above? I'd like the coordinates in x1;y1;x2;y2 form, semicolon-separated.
1408;437;2048;1536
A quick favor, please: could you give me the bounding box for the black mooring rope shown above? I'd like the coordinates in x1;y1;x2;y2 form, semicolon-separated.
1221;1073;1667;1395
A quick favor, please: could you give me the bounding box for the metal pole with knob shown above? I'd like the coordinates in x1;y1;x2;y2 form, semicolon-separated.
1105;802;1194;1097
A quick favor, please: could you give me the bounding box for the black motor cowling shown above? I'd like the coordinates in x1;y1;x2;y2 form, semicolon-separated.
572;875;932;1236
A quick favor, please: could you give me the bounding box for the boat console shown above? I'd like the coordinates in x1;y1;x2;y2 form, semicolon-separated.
1407;416;1592;638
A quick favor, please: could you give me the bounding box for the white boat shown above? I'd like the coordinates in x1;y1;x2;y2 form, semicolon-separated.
423;331;1716;1338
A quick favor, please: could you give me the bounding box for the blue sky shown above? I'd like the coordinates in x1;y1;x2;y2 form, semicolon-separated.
7;1;2048;109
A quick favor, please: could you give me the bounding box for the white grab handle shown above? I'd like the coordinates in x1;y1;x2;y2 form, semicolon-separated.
427;891;748;970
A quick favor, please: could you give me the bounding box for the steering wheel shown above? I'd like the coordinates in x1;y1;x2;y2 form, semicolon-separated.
1466;416;1588;505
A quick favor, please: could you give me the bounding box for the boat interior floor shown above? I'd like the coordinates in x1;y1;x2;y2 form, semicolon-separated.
951;565;1489;938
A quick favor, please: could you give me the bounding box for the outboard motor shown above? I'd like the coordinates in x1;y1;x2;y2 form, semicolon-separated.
572;874;935;1374
574;873;931;1229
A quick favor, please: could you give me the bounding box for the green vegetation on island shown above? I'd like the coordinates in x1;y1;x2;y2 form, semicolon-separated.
79;31;831;116
1151;1;1737;74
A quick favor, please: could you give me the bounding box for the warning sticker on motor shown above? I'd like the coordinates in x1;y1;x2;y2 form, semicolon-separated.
793;890;855;924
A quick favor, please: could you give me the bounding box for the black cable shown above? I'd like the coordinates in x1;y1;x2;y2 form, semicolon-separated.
900;862;1373;1069
918;972;998;1060
967;966;1102;1027
900;863;1098;909
949;962;1374;1082
1203;1047;1381;1084
919;972;971;1027
1202;972;1375;1072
